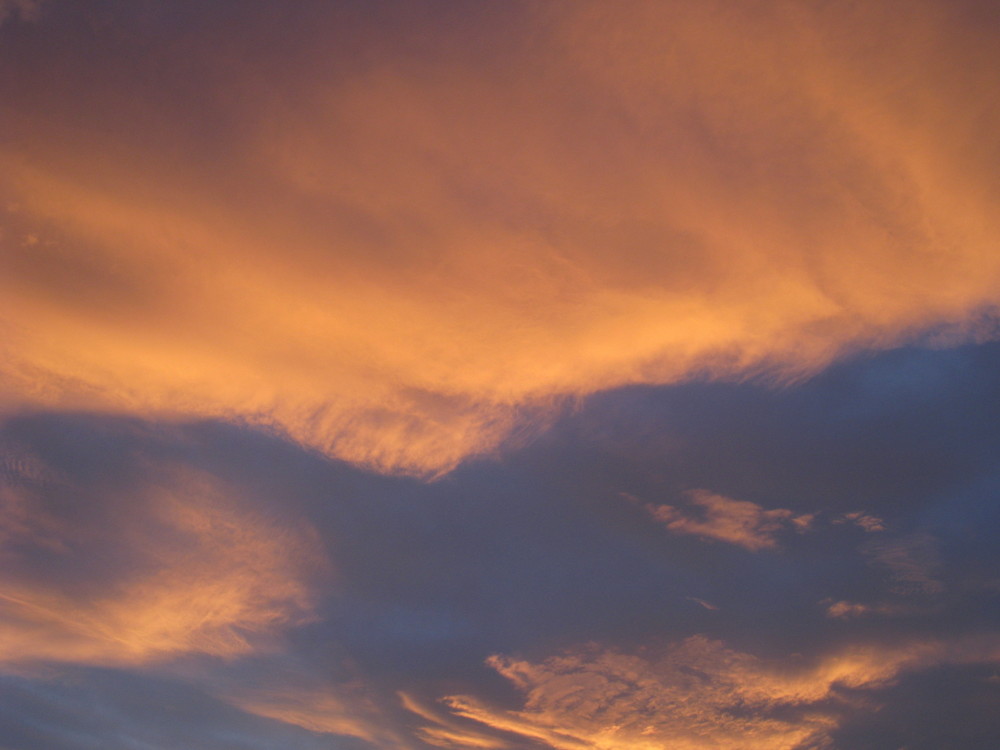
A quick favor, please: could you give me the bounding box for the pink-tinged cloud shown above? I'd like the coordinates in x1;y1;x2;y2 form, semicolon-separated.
1;1;999;474
438;633;1000;750
647;489;812;551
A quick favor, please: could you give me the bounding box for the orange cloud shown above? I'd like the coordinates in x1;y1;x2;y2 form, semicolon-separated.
646;489;812;551
2;1;999;474
223;682;409;750
400;692;510;750
0;456;329;668
438;633;1000;750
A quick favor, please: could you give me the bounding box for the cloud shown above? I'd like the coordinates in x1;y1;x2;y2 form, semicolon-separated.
0;668;359;750
401;692;510;750
822;600;914;620
834;512;886;533
686;597;719;611
645;489;812;551
1;0;1000;474
864;534;944;596
439;633;1000;750
221;680;408;749
0;0;40;25
0;449;330;668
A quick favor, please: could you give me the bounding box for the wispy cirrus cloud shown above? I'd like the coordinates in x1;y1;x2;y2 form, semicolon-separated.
0;448;330;668
219;674;410;750
400;692;510;750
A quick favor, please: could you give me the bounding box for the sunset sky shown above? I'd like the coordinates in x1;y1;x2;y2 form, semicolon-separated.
2;1;1000;748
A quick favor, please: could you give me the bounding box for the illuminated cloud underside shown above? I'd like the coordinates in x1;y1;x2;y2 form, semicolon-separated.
2;0;999;474
442;634;1000;750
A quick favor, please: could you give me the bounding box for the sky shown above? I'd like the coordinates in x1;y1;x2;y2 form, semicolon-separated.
1;1;999;748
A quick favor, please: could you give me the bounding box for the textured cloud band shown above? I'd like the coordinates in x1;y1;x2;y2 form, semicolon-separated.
441;633;1000;750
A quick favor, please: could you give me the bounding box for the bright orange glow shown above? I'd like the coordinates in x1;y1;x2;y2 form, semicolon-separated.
2;1;1000;475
